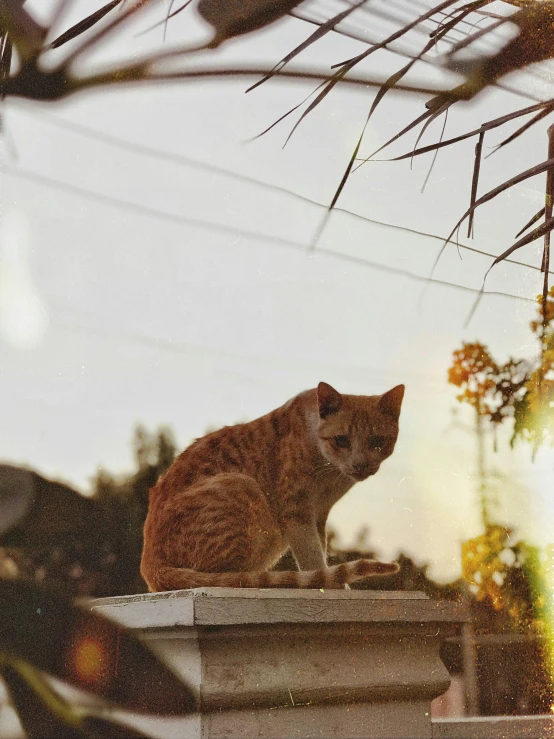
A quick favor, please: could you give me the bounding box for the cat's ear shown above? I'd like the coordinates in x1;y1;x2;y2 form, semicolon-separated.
378;384;405;418
317;382;343;418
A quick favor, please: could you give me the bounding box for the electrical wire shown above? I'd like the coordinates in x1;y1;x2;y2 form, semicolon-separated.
8;104;553;277
4;163;540;306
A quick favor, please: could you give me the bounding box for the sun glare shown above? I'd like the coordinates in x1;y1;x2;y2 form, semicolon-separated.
70;634;108;686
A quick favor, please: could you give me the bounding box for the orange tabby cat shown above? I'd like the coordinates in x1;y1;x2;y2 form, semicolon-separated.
141;382;404;591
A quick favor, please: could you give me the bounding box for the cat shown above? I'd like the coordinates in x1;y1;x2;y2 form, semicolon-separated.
140;382;404;591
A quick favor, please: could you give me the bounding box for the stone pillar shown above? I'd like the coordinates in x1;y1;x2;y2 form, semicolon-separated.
89;589;464;739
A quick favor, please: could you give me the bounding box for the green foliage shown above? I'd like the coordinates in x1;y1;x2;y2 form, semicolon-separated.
448;290;554;637
448;342;500;415
462;524;539;632
449;287;554;449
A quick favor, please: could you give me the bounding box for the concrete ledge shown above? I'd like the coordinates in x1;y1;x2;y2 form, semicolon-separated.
433;715;554;739
89;589;465;739
90;587;461;628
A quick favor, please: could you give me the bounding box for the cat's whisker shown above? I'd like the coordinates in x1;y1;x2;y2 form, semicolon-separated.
311;463;333;475
311;465;339;481
312;460;333;472
310;467;331;478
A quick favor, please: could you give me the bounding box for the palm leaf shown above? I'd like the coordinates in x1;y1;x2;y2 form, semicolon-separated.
246;0;367;93
515;207;545;239
490;215;554;267
430;0;489;39
467;131;484;238
428;1;554;109
410;102;450;170
421;108;449;193
0;658;150;738
354;108;435;170
540;125;554;327
0;0;44;59
389;100;553;164
487;104;554;157
249;79;327;140
430;155;554;278
198;0;304;46
0;31;12;97
48;0;123;49
310;38;446;247
335;0;460;70
283;64;349;146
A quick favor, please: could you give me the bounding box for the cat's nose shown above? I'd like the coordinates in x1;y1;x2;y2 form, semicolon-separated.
352;463;371;479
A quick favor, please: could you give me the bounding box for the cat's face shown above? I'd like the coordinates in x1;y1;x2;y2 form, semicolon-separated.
316;382;404;481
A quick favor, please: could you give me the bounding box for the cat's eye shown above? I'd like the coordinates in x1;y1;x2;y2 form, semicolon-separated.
334;435;350;449
369;435;386;450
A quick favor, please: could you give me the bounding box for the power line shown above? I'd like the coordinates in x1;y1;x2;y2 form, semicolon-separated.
9;104;553;277
51;313;447;387
4;163;538;305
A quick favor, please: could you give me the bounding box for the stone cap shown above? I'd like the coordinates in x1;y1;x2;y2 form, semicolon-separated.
89;589;466;630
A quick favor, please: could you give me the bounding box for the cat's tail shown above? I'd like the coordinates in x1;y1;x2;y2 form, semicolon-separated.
143;559;399;592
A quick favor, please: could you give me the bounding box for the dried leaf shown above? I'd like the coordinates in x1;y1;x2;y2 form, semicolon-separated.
515;207;545;239
197;0;304;46
137;0;194;40
483;2;554;80
421;108;449;193
163;0;178;42
390;100;553;163
411;103;449;170
58;0;155;69
432;155;554;279
374;27;453;159
541;125;554;327
0;660;150;738
430;0;488;39
428;2;554;109
354;108;435;171
249;79;327;140
467;131;484;238
488;104;554;157
347;29;449;172
283;65;348;146
457;156;554;244
246;0;367;93
49;0;123;49
335;0;460;70
0;32;12;97
311;101;373;248
0;0;45;58
491;215;554;267
312;43;448;248
463;272;489;328
445;15;505;57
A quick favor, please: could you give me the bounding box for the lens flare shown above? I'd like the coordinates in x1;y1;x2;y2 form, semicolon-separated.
66;625;112;690
0;210;48;349
73;636;105;683
535;545;554;710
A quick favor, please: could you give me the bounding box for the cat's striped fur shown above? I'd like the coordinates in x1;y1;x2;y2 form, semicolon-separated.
141;382;404;591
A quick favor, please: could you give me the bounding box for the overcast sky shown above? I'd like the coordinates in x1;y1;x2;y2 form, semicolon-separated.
1;0;553;581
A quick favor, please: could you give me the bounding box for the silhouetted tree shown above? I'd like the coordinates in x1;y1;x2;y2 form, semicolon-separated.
0;425;176;597
91;425;176;594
